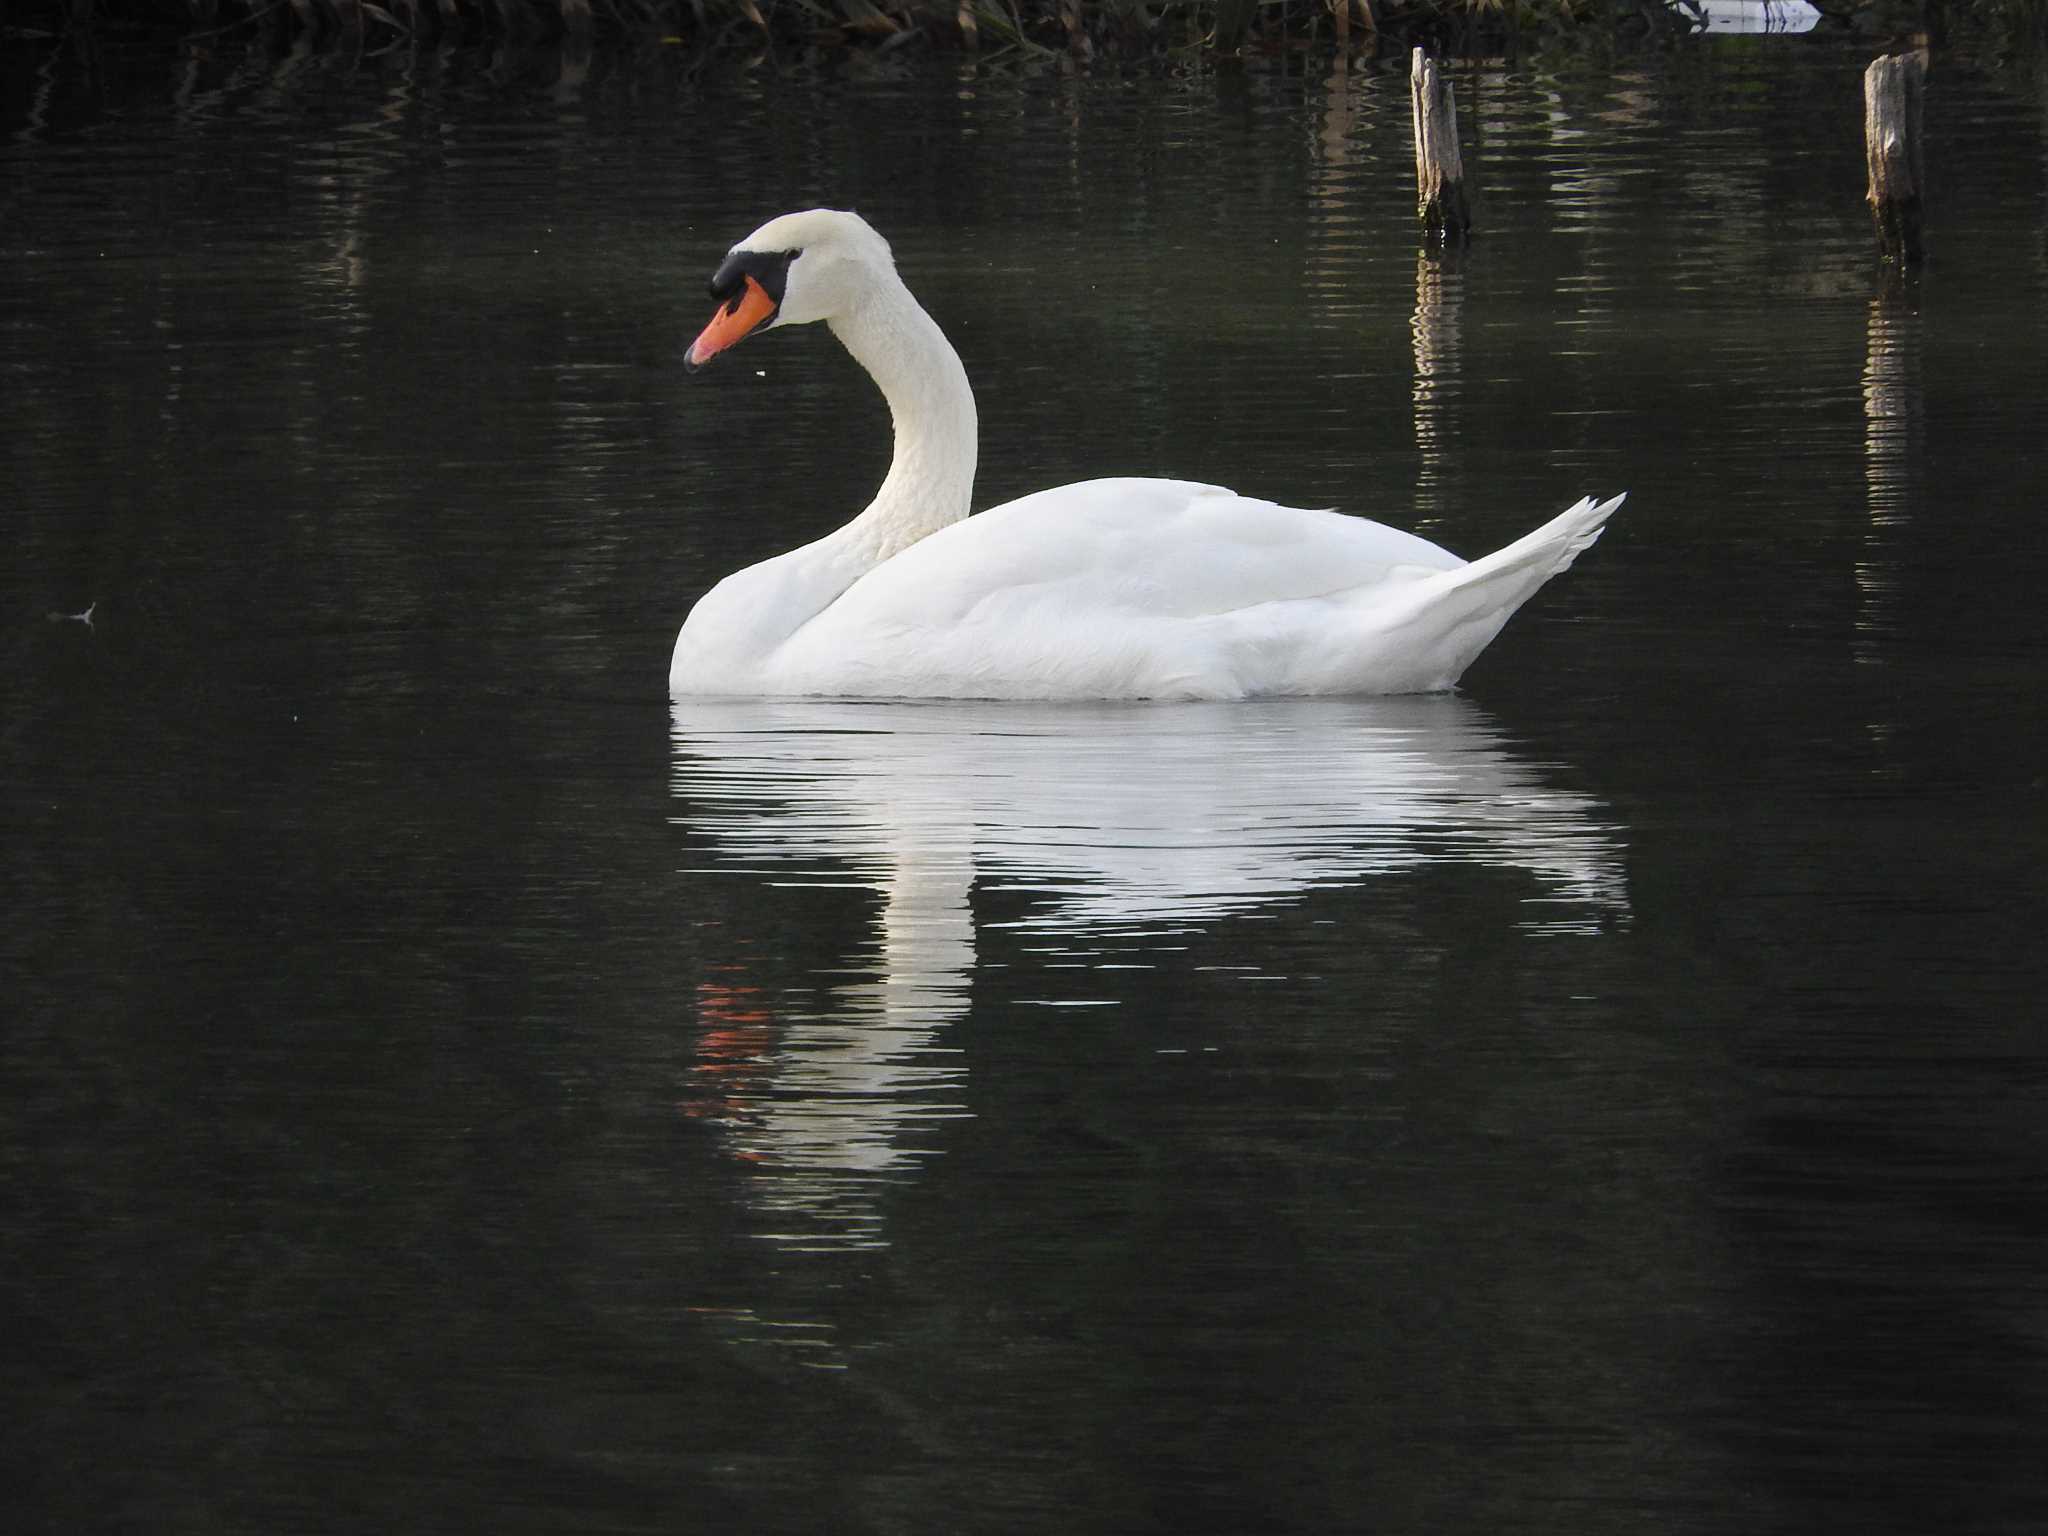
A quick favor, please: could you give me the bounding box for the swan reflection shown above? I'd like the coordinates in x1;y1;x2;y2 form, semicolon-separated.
671;696;1627;1248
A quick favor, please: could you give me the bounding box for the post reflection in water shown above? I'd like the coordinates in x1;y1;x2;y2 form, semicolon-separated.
670;696;1628;1250
1859;288;1922;666
1410;246;1463;530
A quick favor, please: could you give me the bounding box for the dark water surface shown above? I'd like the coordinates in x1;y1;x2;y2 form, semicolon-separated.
6;31;2047;1536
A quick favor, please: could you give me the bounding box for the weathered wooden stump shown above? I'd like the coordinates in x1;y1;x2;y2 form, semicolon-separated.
1410;49;1471;245
1218;0;1261;49
1331;0;1375;47
1864;49;1929;265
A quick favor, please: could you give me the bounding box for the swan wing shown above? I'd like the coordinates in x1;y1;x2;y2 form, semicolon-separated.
758;478;1475;697
802;478;1459;628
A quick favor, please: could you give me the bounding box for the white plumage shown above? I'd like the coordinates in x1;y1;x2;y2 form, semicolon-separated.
672;209;1621;701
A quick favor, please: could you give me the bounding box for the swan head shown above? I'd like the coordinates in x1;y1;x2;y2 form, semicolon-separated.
685;209;896;371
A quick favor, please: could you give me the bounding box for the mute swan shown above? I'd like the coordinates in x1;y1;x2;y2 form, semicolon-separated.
672;209;1621;701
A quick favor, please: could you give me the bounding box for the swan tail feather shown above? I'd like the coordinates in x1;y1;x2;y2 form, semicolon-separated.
1347;494;1625;692
1470;492;1623;582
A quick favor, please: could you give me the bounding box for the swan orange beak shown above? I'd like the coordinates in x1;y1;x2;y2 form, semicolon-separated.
686;274;778;371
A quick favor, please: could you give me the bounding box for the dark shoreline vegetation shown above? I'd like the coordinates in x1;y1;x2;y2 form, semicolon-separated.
7;0;2045;60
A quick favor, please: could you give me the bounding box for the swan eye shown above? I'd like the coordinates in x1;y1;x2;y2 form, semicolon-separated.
708;248;797;309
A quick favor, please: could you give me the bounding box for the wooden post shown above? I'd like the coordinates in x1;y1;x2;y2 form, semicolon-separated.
1410;49;1471;245
1214;0;1257;51
1332;0;1374;46
1059;0;1091;56
1864;49;1929;265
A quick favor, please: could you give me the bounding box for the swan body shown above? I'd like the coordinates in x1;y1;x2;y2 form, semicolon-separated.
672;209;1621;701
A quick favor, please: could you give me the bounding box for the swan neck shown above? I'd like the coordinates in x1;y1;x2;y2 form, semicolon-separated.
827;271;977;563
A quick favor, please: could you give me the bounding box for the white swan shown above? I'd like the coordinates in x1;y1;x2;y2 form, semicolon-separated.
672;209;1622;701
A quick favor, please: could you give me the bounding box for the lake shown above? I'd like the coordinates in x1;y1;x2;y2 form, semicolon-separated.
5;24;2046;1535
